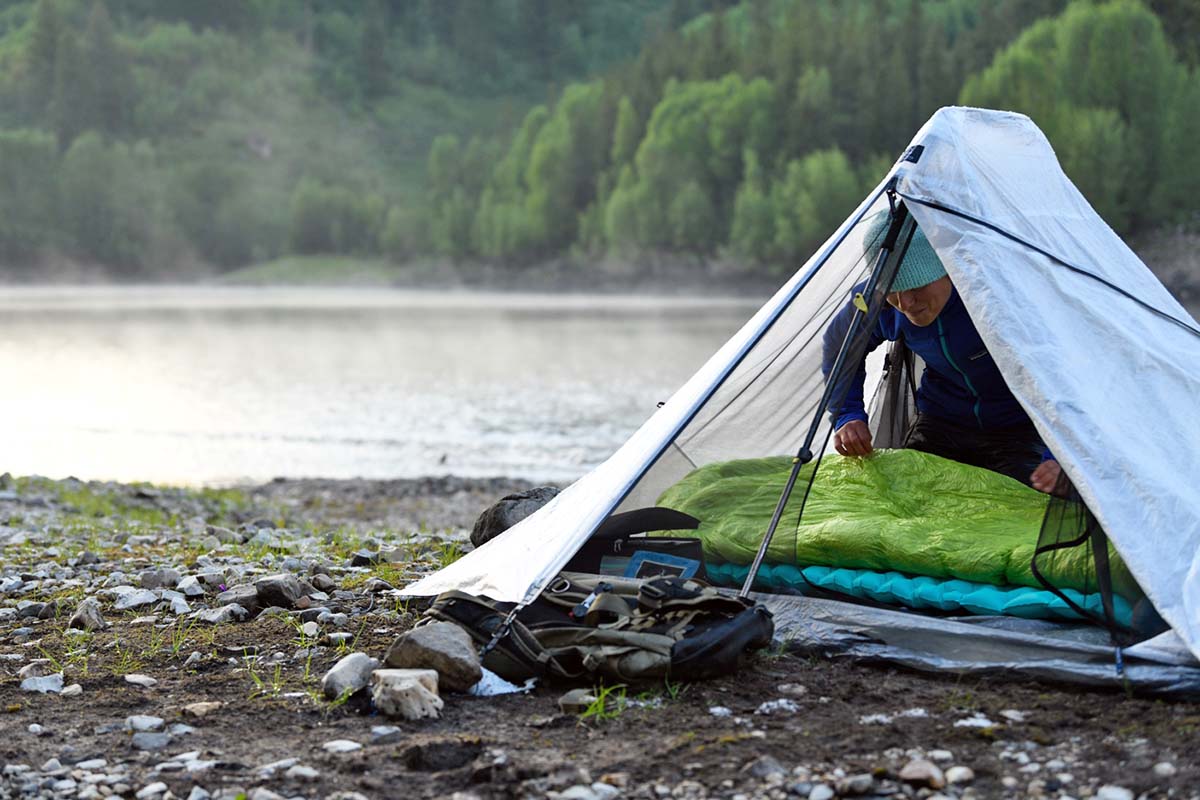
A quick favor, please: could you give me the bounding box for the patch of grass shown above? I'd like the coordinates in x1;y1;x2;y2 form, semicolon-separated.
579;683;628;724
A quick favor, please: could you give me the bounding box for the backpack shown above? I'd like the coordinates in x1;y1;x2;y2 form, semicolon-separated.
424;572;774;684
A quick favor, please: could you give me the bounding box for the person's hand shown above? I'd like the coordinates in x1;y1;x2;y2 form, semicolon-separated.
834;419;874;457
1030;460;1065;495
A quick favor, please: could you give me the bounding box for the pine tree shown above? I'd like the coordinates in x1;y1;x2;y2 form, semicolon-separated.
25;0;60;122
80;1;132;136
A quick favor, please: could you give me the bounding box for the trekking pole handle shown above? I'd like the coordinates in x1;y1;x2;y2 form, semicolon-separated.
739;197;910;598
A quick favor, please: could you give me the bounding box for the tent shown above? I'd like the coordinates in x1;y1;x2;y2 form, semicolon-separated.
403;107;1200;695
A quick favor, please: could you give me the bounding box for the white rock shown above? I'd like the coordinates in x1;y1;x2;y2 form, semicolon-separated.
284;765;320;781
182;701;222;718
928;749;954;763
185;787;210;800
1152;762;1177;777
176;576;205;597
124;674;158;687
709;706;733;717
755;698;800;715
322;739;363;754
370;668;443;720
115;589;159;611
61;683;82;696
320;652;380;700
20;673;64;693
808;785;835;800
135;782;168;799
170;597;190;615
1000;709;1028;722
17;660;55;680
899;759;946;789
1096;786;1134;800
945;766;975;784
68;598;109;631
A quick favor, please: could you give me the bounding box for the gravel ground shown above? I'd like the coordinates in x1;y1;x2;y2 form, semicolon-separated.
1;474;1197;800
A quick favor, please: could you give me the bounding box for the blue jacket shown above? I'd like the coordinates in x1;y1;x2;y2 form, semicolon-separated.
822;286;1040;433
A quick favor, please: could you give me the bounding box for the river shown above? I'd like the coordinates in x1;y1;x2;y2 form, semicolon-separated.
0;287;760;485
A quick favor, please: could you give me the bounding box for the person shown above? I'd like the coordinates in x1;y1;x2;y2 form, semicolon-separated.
822;212;1063;494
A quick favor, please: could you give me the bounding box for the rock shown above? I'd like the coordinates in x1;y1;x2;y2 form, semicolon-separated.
755;698;800;715
125;715;165;732
928;749;954;763
371;668;443;720
186;787;210;800
1153;762;1177;778
68;598;108;631
254;574;305;609
131;732;171;751
115;589;159;611
777;682;808;697
370;725;403;744
837;774;875;795
310;574;337;593
140;569;181;590
135;783;168;799
194;604;248;624
349;550;378;567
61;683;82;696
18;660;55;680
176;576;205;596
1096;786;1134;800
217;585;260;615
384;621;482;691
899;759;946;789
470;486;559;547
182;701;223;718
559;689;598;714
300;621;319;638
124;673;157;687
808;785;835;800
20;673;64;693
742;755;787;778
945;766;975;785
322;739;363;754
321;652;380;700
285;765;320;781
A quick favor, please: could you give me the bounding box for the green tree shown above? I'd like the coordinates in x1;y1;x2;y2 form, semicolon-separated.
669;179;718;252
80;0;133;135
25;0;61;121
772;148;859;268
610;95;641;167
729;149;774;264
0;130;59;261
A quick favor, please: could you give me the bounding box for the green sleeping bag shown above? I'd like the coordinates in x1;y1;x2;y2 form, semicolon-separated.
655;449;1136;599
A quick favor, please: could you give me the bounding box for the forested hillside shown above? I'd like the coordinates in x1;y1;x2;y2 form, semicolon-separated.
0;0;1196;283
0;0;676;276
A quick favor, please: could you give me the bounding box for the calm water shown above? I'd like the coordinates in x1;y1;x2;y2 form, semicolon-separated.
0;287;759;485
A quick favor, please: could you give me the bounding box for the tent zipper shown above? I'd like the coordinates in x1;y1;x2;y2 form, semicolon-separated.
936;317;983;428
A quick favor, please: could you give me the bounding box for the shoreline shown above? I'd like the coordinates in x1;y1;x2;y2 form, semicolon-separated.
0;473;1196;799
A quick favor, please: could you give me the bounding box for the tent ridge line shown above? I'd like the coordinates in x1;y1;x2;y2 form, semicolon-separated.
898;192;1200;340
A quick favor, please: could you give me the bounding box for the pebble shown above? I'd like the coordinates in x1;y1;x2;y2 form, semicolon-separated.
21;673;64;693
808;785;835;800
62;683;83;696
285;764;320;781
1096;786;1134;800
322;739;363;753
131;732;172;751
125;715;165;732
945;766;975;784
899;759;946;789
182;701;223;718
115;589;159;610
124;674;158;687
135;782;168;798
1153;762;1176;777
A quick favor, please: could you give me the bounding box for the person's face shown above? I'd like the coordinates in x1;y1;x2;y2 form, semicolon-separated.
886;276;953;327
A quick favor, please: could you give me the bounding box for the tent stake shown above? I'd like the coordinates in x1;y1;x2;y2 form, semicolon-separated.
740;192;912;597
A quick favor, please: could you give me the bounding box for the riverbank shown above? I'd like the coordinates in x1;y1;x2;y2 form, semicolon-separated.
0;474;1195;800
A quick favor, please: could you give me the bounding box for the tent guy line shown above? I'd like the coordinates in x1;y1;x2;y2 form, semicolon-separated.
898;192;1200;339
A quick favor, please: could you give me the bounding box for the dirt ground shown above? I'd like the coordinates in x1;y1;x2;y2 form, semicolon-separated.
1;477;1197;800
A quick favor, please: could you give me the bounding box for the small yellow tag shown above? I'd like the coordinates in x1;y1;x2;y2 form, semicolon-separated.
853;292;868;313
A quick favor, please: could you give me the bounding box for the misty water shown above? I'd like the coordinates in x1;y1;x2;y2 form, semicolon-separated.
0;287;760;486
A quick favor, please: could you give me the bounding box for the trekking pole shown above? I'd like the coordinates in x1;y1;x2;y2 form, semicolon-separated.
739;190;913;598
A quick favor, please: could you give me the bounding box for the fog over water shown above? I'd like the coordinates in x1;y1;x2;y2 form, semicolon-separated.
0;287;760;485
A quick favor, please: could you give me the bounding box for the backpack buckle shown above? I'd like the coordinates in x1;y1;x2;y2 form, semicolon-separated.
570;581;613;619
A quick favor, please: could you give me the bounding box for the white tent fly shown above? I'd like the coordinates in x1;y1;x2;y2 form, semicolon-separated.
403;107;1200;694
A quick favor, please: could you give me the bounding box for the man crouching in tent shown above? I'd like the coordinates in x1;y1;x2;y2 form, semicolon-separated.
822;213;1062;494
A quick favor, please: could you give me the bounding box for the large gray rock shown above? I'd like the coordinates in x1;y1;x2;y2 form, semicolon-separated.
320;652;380;700
216;585;260;615
384;622;482;692
470;486;559;548
68;598;108;631
254;574;306;609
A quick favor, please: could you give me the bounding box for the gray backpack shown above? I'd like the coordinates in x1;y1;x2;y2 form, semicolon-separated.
425;572;774;683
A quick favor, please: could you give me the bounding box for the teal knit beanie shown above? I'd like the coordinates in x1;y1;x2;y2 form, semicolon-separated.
863;211;946;292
